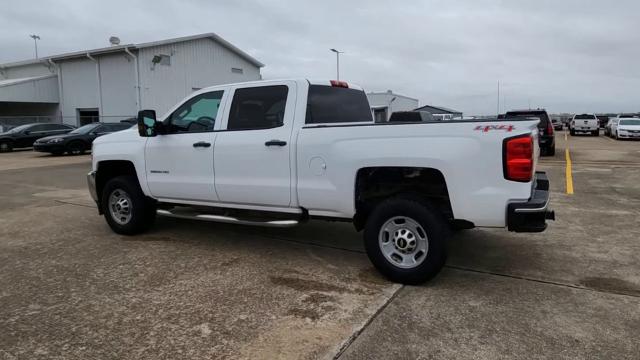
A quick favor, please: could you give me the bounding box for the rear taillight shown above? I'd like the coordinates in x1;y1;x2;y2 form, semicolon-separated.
330;80;349;88
504;135;533;182
546;120;554;135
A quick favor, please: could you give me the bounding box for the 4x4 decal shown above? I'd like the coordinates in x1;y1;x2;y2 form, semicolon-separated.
474;124;515;132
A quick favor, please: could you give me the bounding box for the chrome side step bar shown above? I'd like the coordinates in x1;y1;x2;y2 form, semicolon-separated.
156;209;300;228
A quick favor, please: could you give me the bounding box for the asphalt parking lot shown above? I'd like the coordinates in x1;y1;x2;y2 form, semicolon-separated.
1;132;639;359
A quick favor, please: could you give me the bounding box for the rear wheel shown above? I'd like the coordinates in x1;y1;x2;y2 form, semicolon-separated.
0;141;13;153
592;130;599;136
67;141;86;155
570;129;575;136
102;175;156;235
546;144;556;156
364;196;448;284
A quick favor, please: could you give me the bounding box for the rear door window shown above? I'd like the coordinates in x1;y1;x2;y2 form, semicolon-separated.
306;85;372;124
227;86;289;130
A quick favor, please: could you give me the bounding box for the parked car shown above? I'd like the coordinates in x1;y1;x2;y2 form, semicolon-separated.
0;124;14;133
505;109;555;156
604;118;617;137
0;123;75;152
596;115;609;129
612;118;640;140
551;118;563;131
569;114;599;136
87;79;554;284
34;122;131;155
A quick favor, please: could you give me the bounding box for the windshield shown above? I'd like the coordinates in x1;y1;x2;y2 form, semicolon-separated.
6;124;31;134
620;119;640;126
70;123;100;134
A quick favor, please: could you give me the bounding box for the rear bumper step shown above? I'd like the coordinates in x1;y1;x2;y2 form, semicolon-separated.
507;171;554;232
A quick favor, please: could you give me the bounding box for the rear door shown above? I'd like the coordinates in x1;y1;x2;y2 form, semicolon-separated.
214;81;296;207
19;124;47;147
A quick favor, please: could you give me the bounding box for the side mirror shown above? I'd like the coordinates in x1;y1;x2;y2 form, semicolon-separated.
137;110;158;137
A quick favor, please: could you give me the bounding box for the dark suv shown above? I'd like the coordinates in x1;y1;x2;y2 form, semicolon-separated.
505;109;555;156
0;123;75;152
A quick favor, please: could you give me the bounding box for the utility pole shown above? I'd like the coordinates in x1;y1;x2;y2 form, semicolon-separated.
497;80;500;116
29;34;40;59
330;48;344;80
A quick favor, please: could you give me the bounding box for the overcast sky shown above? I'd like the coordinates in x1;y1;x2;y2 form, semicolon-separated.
1;0;638;115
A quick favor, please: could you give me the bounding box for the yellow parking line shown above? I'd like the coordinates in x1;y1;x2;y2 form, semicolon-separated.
565;148;574;195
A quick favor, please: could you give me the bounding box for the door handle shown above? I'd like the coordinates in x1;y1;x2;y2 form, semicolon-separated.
193;141;211;148
265;140;287;147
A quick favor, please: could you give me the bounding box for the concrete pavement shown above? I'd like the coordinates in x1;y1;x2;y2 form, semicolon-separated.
1;133;639;359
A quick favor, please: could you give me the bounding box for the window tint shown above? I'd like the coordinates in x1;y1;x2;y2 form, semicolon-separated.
166;91;223;133
29;124;47;132
306;85;372;124
505;111;549;129
104;123;130;131
41;124;68;131
575;114;596;120
227;86;288;130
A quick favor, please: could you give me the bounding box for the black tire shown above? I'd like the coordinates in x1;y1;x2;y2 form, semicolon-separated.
67;141;86;155
546;144;555;156
102;175;156;235
570;129;575;136
592;130;599;137
364;196;449;284
0;141;13;153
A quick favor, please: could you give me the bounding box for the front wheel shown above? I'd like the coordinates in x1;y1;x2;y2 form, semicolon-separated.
364;197;448;284
67;141;86;155
593;130;599;136
102;176;156;235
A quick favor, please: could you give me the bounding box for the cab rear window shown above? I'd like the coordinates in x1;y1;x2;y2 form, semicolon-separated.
305;85;372;124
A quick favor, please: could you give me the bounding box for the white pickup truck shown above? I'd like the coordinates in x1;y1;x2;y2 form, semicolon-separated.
88;79;554;284
569;114;600;136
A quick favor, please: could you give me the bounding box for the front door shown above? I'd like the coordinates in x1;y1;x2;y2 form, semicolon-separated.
145;90;226;202
214;82;296;207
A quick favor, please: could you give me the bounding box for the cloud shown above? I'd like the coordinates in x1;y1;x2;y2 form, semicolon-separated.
1;0;638;114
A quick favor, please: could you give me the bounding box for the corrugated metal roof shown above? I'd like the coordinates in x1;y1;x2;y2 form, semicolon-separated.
0;33;264;68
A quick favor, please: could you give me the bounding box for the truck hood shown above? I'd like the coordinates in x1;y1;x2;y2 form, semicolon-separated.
93;127;141;145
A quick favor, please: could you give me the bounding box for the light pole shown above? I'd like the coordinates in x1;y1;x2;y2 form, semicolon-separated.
29;34;41;59
329;48;344;80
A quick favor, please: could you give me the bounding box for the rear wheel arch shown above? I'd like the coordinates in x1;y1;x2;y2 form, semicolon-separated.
353;167;454;231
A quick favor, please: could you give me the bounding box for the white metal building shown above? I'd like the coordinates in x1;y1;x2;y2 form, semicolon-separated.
0;33;263;126
366;90;419;123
